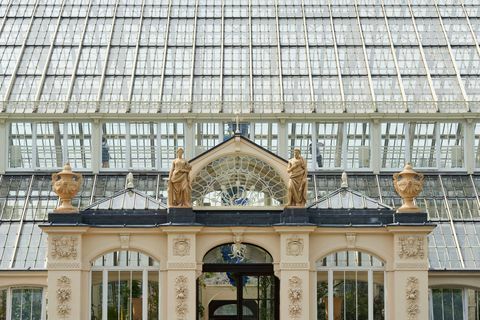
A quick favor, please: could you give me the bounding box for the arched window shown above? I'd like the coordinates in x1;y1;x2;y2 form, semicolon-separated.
203;243;273;264
316;250;385;320
0;287;45;319
90;251;160;320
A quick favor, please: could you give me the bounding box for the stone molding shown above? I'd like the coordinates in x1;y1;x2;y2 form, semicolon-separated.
175;275;188;319
406;277;420;320
168;262;197;270
51;236;78;260
286;236;304;256
47;262;82;270
280;262;309;270
395;262;429;269
57;276;72;318
398;235;424;259
288;276;302;319
173;237;191;256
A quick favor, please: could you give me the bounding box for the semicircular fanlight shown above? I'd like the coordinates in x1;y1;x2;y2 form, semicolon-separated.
191;155;286;207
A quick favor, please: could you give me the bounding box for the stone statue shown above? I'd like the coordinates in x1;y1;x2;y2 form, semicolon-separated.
52;163;83;213
168;148;192;207
287;148;307;207
393;163;424;213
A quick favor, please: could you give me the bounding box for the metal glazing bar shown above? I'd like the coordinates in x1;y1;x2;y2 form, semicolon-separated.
354;0;376;108
95;0;120;108
380;0;407;103
9;174;34;268
219;0;225;105
64;0;93;110
406;0;438;105
274;0;284;108
460;1;480;73
300;0;315;108
433;1;469;104
248;0;253;111
327;0;345;108
188;0;200;110
126;0;146;109
157;0;173;112
2;0;40;105
439;175;465;268
33;0;67;107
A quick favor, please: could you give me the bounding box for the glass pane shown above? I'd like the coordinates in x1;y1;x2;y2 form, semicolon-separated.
11;288;43;320
148;272;159;320
91;271;103;319
203;244;273;264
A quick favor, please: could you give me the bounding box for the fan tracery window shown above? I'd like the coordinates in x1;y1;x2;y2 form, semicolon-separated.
192;155;286;207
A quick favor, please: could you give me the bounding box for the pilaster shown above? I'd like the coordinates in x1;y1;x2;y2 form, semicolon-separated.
166;229;200;320
277;230;311;320
389;232;430;320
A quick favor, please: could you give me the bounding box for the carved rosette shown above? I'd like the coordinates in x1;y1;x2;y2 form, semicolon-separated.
406;277;420;320
51;236;77;260
393;163;424;213
57;276;72;318
173;237;191;256
286;237;304;256
288;276;302;319
52;163;82;213
398;236;424;259
175;275;188;319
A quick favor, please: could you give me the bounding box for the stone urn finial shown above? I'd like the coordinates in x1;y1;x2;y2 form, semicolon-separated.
393;163;424;213
52;163;83;213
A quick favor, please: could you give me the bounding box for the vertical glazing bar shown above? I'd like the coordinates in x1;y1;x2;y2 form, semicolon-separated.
370;121;381;174
328;269;334;320
312;122;317;171
405;122;411;163
248;0;253;112
102;269;108;320
32;122;37;170
126;122;131;169
464;120;475;174
62;123;68;164
368;269;373;320
219;0;225;109
0;121;7;173
341;122;348;170
156;123;162;170
91;120;101;174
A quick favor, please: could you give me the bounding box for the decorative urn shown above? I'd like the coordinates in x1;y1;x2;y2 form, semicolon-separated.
393;163;424;213
51;163;83;213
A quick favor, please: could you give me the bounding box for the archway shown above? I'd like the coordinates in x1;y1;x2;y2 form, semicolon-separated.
198;243;279;320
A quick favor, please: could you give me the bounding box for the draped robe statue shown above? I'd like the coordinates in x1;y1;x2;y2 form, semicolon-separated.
168;148;192;207
287;148;307;207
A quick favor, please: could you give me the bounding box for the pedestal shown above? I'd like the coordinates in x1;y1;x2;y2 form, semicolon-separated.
281;207;309;224
168;207;195;224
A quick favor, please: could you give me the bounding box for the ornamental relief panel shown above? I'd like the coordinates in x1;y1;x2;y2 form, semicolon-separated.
398;235;424;259
173;237;191;256
51;236;78;260
286;237;304;256
175;275;188;320
288;276;302;319
57;276;72;318
406;277;420;320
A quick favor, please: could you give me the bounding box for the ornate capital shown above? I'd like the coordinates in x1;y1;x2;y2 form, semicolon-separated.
288;276;302;319
51;236;78;260
398;235;424;259
286;237;304;256
57;276;72;318
173;237;191;256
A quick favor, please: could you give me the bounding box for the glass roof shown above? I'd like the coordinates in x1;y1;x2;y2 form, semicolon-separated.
1;0;480;113
85;188;166;210
309;187;392;210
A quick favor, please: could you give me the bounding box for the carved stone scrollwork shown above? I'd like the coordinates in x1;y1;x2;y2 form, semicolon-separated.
406;277;420;320
286;237;304;256
173;237;191;256
51;236;77;260
175;275;188;319
288;276;302;319
57;276;72;318
398;236;424;259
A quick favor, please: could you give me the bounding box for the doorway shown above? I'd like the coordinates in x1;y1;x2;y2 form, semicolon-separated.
198;244;279;320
